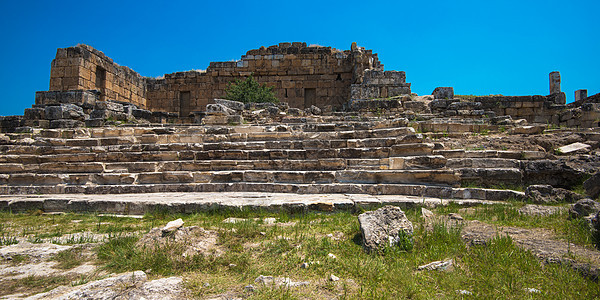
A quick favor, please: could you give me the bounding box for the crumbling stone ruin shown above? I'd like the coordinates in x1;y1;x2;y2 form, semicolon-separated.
0;42;600;299
0;43;598;204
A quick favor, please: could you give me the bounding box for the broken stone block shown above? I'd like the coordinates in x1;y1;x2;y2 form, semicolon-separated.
267;106;281;116
525;184;585;204
556;142;591;155
206;103;235;116
162;218;184;234
569;199;600;219
509;125;544;135
358;205;413;253
432;87;454;100
45;104;85;120
214;99;244;112
24;107;46;120
417;259;453;271
85;118;105;127
132;108;152;120
95;101;124;112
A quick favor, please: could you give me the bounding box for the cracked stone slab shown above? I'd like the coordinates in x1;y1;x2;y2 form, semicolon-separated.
0;192;501;215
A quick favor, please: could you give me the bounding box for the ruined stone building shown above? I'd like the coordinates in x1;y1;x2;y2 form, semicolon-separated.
43;42;411;116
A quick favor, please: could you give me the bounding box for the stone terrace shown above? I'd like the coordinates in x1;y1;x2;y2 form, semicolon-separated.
4;110;596;214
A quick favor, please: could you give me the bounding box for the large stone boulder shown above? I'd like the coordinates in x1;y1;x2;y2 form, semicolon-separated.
584;173;600;199
525;184;585;204
358;205;413;253
569;199;600;219
432;87;454;100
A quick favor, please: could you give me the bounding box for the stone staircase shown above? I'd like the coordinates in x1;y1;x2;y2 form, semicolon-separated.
0;118;559;203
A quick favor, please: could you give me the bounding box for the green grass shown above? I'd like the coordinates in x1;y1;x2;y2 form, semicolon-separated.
0;209;598;299
52;248;86;269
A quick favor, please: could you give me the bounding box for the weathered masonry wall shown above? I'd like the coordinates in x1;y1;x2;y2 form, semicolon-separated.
45;43;411;116
146;42;400;115
48;44;147;108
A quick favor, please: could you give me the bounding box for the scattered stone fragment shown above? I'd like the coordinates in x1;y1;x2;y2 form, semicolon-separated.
556;142;591;155
300;262;309;269
358;205;414;253
569;199;600;219
254;275;309;288
417;259;454;271
421;207;434;218
162;218;184;234
457;290;473;295
222;217;247;224
509;125;544;135
263;217;277;224
328;253;337;259
244;285;255;292
448;213;463;220
525;288;541;293
329;274;340;282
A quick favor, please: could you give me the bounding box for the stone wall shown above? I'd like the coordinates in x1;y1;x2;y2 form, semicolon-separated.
350;70;411;100
145;42;400;115
431;95;600;128
49;44;147;108
45;43;412;117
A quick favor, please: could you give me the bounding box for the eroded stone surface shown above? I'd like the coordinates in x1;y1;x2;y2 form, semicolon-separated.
24;271;186;300
358;205;413;253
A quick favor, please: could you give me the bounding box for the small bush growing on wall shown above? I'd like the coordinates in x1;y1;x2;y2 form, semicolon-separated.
225;75;279;104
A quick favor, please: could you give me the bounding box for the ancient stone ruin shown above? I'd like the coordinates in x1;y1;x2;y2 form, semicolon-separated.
0;41;599;299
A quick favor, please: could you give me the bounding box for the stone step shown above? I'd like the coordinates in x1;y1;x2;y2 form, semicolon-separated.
0;192;500;215
433;149;548;160
447;158;521;169
458;167;523;186
0;144;436;164
412;122;498;133
7;126;419;145
0;169;461;186
0;133;424;152
0;154;453;174
0;183;525;202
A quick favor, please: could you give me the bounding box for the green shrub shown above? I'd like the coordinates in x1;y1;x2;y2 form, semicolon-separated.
225;74;279;104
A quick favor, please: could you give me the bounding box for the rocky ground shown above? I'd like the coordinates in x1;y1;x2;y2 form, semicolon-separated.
0;198;598;299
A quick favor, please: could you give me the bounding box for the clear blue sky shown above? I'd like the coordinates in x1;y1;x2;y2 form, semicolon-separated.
1;0;598;116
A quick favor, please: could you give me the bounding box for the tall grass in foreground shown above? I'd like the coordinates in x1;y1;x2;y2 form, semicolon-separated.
93;211;599;299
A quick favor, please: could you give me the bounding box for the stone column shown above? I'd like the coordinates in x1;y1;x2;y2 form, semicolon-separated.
575;89;588;102
549;71;561;94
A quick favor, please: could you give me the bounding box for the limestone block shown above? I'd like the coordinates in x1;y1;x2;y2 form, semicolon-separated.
556;142;591;155
575;89;588;102
390;143;434;156
549;71;561;94
358;206;413;253
432;87;454;100
508;125;544;135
